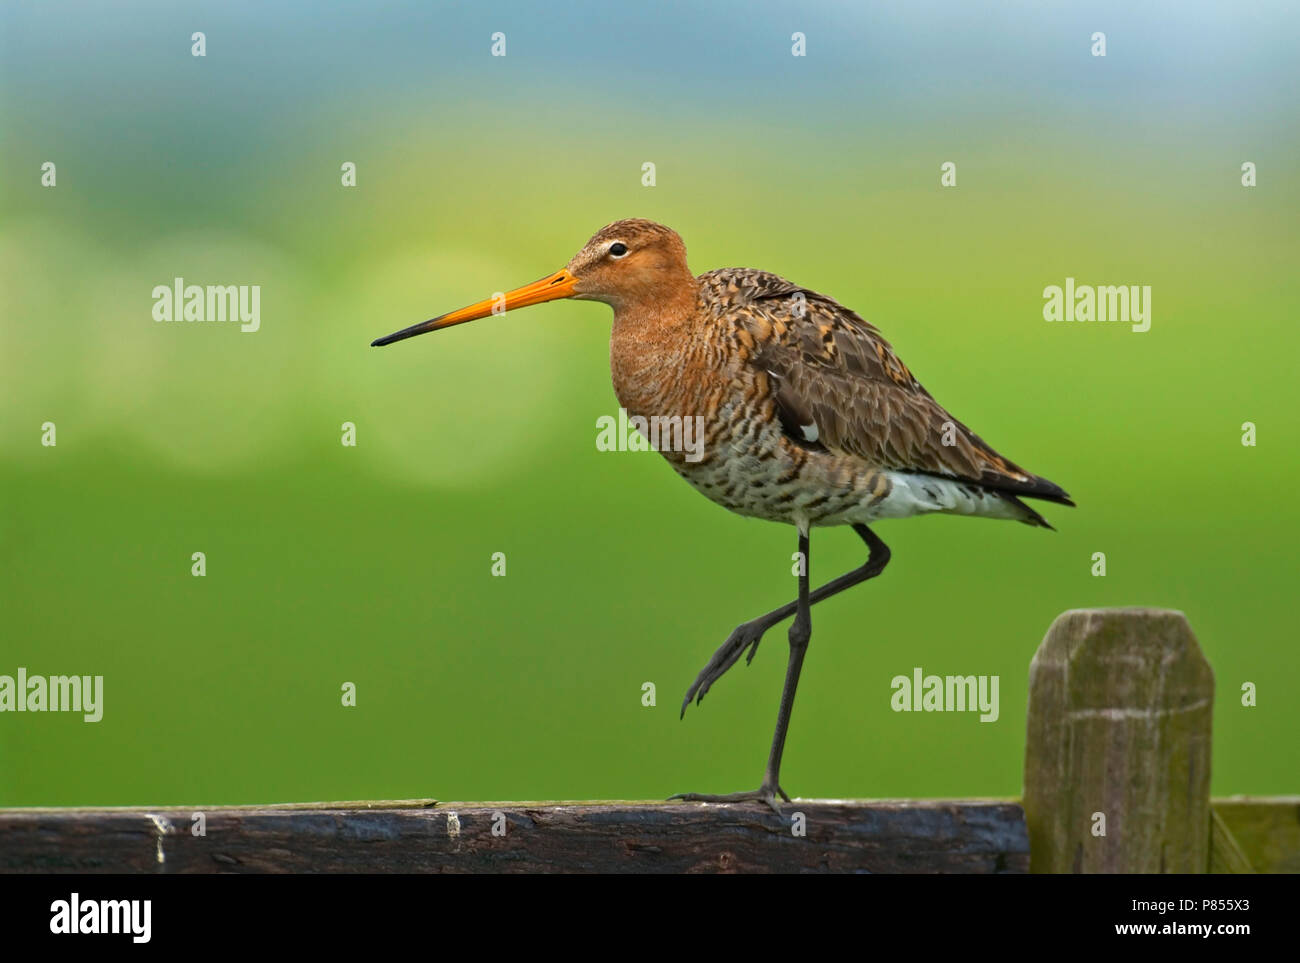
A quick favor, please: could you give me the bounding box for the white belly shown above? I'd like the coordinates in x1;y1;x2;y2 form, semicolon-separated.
856;471;1026;523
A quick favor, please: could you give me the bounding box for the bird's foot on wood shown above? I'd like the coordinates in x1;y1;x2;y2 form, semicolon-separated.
669;784;791;815
680;618;772;717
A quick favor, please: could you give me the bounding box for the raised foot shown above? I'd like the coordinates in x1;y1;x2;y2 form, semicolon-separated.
680;619;772;717
669;785;792;815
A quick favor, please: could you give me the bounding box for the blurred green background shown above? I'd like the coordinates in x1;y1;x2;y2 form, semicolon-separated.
2;1;1296;806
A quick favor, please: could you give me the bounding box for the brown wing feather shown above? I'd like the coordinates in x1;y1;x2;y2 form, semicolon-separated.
705;269;1072;505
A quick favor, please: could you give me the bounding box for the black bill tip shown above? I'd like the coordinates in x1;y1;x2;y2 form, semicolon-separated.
370;318;439;347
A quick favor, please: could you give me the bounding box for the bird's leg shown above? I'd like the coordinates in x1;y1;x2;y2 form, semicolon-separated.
673;528;819;814
680;524;889;715
759;527;813;804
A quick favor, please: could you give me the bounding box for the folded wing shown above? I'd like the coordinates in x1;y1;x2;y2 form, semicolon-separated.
704;268;1073;506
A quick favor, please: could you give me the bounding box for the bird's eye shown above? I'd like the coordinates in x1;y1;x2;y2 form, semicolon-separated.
608;242;628;258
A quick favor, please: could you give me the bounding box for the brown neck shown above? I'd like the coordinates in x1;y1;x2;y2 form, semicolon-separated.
609;273;699;340
608;272;706;422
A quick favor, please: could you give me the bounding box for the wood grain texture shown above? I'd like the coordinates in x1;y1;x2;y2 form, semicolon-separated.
1212;797;1300;874
1209;806;1254;873
0;799;1028;874
1023;608;1214;873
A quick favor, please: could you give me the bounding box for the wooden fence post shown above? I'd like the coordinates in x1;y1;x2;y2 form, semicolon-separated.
1023;608;1214;873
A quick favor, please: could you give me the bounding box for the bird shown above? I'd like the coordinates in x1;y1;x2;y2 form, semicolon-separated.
371;218;1072;812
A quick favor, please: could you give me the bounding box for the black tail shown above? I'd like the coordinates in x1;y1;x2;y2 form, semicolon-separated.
1007;495;1059;530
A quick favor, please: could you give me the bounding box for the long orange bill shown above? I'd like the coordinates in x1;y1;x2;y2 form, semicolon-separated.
370;268;579;347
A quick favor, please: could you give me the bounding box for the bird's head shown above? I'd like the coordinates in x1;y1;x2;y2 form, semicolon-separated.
370;218;693;347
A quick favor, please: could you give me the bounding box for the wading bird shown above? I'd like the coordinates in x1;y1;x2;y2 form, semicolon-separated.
372;219;1072;811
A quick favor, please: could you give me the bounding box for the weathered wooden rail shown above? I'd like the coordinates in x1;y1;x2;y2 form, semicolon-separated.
0;800;1028;874
1;608;1295;873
